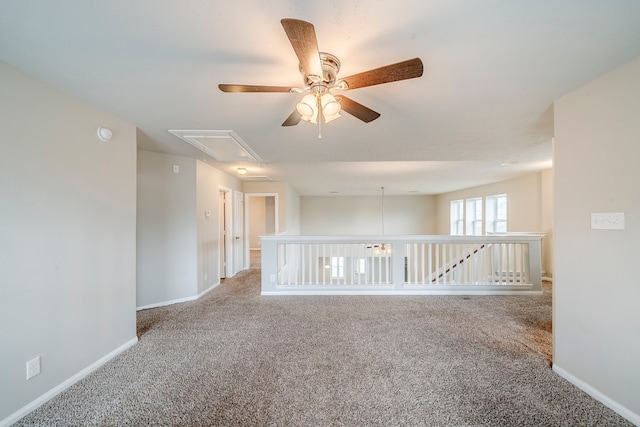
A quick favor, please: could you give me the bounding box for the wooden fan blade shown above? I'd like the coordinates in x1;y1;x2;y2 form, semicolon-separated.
282;109;301;126
339;58;424;90
281;18;323;80
218;84;292;93
338;95;381;123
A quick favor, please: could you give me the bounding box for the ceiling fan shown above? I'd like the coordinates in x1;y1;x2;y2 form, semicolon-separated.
219;18;424;138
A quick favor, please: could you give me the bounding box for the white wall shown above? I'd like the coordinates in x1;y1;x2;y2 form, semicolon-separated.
553;57;640;423
0;63;138;422
301;195;436;235
435;171;553;276
137;151;198;307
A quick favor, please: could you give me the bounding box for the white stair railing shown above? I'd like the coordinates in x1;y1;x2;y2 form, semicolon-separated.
261;235;543;295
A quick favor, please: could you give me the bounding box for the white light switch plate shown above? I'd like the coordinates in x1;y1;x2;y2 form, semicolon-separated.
591;212;624;230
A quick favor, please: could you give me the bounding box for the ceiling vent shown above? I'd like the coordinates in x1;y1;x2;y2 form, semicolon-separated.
169;130;262;163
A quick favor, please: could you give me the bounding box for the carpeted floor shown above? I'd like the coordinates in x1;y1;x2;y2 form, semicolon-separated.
14;267;632;426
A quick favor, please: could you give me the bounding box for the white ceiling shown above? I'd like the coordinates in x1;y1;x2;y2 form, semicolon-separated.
2;1;640;196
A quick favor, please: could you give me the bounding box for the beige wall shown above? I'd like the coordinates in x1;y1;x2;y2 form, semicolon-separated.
137;151;198;306
300;195;437;235
196;160;241;293
435;171;553;276
249;196;266;248
243;181;300;235
137;152;241;307
0;63;137;422
540;169;553;278
435;172;549;234
554;56;640;422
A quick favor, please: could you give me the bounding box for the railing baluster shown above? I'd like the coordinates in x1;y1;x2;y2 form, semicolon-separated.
305;243;309;284
417;243;422;284
499;243;504;284
428;243;432;285
377;247;380;285
330;243;334;285
356;244;360;285
507;243;515;283
372;244;376;284
321;244;325;285
435;243;440;284
302;243;306;285
291;243;296;285
523;243;527;282
411;243;416;284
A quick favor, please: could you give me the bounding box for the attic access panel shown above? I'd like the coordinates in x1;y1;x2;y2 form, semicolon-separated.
169;130;262;163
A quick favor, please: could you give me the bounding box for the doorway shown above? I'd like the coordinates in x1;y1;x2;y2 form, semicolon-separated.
244;193;278;270
219;187;233;279
232;190;244;275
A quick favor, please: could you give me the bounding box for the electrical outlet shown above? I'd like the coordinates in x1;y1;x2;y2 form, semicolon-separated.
26;356;40;380
270;274;276;282
173;164;180;173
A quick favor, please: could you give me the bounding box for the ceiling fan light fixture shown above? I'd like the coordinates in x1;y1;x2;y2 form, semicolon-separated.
296;93;318;123
321;93;341;122
219;19;424;136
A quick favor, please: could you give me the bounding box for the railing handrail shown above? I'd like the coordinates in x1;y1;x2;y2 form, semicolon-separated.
261;234;544;243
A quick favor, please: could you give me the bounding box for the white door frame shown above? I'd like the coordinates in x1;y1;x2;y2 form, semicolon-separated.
219;186;234;279
233;190;244;275
244;192;279;270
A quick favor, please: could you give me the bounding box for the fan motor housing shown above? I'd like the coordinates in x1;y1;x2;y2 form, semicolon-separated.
300;52;340;87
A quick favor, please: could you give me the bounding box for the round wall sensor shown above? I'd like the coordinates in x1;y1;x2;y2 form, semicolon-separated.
97;127;113;141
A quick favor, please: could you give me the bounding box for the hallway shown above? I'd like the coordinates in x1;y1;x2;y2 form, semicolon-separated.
250;249;261;270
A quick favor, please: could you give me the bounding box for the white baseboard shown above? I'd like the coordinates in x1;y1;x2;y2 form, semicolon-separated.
136;282;220;311
553;364;640;425
198;282;219;298
0;337;138;427
136;295;197;311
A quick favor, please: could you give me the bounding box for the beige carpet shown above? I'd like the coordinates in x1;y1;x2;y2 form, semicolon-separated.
14;270;631;426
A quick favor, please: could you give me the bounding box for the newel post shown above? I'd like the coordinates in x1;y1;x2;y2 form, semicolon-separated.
528;236;543;292
261;236;279;294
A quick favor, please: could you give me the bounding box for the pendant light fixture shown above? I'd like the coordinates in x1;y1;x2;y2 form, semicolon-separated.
380;186;388;253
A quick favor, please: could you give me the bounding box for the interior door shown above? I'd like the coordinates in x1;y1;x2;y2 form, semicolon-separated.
233;190;244;275
219;190;227;279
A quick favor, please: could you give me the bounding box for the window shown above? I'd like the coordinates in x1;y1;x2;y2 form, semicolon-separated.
330;256;345;279
465;197;483;235
450;200;464;235
486;194;507;233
